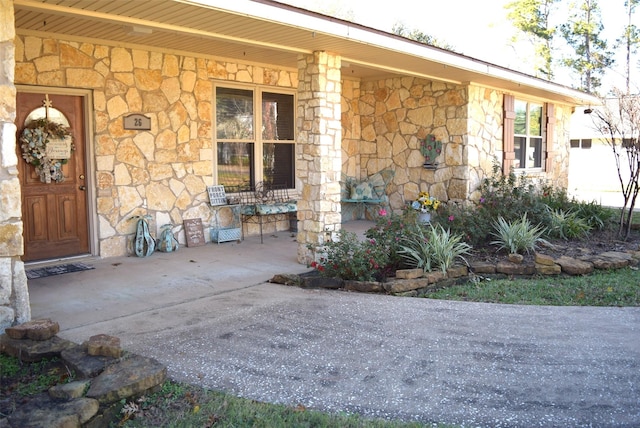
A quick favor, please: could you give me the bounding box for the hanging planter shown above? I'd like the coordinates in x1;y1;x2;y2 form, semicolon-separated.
419;134;443;169
19;118;74;183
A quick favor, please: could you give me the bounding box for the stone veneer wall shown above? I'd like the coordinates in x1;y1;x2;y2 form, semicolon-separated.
341;76;471;210
341;78;572;210
0;0;30;329
296;52;342;264
14;35;297;257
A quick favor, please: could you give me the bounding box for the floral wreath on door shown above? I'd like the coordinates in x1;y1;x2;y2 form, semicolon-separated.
19;117;74;183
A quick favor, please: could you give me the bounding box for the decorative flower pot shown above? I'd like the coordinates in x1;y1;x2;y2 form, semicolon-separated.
418;212;431;224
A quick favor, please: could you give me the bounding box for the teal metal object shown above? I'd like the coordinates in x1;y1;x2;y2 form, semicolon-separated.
157;224;179;252
133;215;155;257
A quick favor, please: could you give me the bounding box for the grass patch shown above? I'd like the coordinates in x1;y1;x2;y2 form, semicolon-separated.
113;380;446;428
423;267;640;306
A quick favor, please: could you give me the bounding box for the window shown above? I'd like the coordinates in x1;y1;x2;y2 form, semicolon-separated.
513;100;543;169
570;139;592;149
215;86;295;190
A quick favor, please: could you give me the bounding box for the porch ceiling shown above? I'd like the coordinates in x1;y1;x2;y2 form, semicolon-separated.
14;0;597;105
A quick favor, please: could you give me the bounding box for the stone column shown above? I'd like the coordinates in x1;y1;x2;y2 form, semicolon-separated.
295;51;342;264
0;0;29;329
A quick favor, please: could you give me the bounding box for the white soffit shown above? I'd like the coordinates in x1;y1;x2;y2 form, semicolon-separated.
13;0;597;105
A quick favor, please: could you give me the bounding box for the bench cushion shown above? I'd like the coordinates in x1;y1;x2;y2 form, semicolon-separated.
242;201;297;216
256;202;296;215
350;181;374;200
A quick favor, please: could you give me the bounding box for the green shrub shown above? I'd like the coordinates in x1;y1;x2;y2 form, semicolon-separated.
365;208;420;273
547;207;592;240
399;224;471;273
432;201;494;246
573;200;616;230
490;214;547;254
310;230;391;282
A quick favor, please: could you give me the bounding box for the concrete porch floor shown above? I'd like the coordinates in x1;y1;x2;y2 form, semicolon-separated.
24;220;640;427
28;221;372;332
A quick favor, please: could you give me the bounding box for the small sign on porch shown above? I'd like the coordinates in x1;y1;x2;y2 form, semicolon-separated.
183;218;205;247
123;113;151;130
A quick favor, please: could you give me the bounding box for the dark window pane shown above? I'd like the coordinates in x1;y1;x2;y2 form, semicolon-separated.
570;139;580;148
263;143;294;188
514;136;526;169
528;137;542;168
582;139;592;149
262;92;294;140
217;142;254;190
216;87;254;140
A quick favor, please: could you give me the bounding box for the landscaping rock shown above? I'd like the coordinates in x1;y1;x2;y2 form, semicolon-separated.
49;380;92;400
535;252;556;266
86;354;166;404
556;256;594;275
302;276;343;289
270;273;303;286
496;261;536;275
0;334;75;362
446;265;468;278
395;268;423;279
2;324;170;427
7;393;99;428
424;270;446;283
5;318;59;341
383;278;429;294
468;261;496;274
508;253;524;264
61;343;118;378
536;263;562;275
344;280;384;293
581;251;632;270
87;334;121;358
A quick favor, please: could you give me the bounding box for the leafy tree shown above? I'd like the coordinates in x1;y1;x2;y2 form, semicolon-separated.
560;0;614;93
505;0;559;80
590;89;640;239
391;22;455;51
615;0;640;93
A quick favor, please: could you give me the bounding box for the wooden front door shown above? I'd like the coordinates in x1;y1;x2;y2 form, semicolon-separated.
16;92;89;262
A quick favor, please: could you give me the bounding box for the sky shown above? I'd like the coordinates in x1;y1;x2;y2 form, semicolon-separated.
279;0;635;92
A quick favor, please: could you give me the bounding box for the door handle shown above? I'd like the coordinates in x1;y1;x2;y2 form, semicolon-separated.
79;186;86;191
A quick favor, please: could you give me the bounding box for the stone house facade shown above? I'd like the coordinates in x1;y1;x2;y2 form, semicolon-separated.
0;0;596;328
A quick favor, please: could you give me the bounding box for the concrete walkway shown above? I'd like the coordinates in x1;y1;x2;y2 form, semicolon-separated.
27;222;640;427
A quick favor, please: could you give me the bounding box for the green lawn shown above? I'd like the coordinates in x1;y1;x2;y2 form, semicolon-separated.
423;267;640;306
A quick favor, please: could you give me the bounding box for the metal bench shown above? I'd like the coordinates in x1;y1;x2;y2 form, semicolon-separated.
237;182;297;243
341;169;394;220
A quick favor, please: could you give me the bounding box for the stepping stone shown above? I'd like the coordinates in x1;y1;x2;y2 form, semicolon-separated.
5;318;59;341
86;354;166;404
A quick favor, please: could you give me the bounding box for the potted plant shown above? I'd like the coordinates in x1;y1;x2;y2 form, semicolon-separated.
411;191;440;223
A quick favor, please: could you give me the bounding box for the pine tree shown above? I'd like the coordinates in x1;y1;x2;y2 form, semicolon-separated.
615;0;640;94
560;0;614;94
505;0;559;80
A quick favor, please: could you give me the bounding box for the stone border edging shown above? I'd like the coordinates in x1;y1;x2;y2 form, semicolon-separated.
272;249;640;295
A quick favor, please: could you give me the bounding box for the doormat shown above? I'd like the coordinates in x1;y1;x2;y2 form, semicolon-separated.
26;262;95;279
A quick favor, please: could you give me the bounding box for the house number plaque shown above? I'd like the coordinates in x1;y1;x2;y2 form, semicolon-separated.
123;114;151;130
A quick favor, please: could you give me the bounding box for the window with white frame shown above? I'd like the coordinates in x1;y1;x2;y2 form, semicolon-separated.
513;99;544;169
215;85;295;190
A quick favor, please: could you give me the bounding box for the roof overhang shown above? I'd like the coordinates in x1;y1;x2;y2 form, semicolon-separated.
13;0;598;106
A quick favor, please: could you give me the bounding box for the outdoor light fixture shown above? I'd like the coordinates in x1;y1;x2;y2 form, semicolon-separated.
126;26;153;36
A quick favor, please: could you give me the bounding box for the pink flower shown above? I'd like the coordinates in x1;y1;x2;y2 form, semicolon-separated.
448;215;455;222
378;208;387;216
